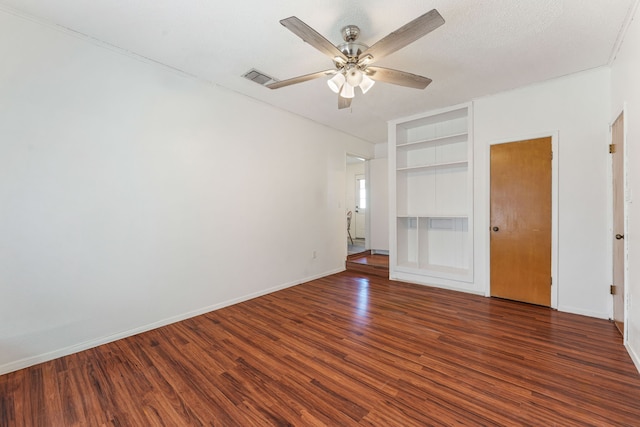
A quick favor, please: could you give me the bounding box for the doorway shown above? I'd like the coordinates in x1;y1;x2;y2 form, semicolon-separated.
490;137;553;306
347;156;366;254
355;174;366;239
611;111;625;336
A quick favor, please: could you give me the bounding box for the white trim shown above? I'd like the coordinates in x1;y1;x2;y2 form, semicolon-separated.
355;173;367;240
0;4;200;80
0;268;343;376
626;343;640;374
390;271;482;295
622;104;629;345
608;0;640;65
556;304;610;320
388;126;397;272
346;152;372;254
388;102;472;128
484;131;559;310
620;105;630;345
364;162;371;249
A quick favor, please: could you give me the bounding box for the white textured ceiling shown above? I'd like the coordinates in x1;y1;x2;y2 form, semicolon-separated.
1;0;636;143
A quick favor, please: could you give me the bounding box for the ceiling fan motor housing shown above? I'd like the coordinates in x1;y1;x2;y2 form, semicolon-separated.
339;25;368;59
341;25;360;42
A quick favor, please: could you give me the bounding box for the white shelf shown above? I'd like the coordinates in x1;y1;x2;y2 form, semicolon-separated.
397;261;419;270
396;132;468;149
422;264;469;275
394;264;471;282
396;160;468;172
391;103;473;285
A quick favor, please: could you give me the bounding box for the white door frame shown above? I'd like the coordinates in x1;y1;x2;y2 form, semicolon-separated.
355;173;367;239
345;154;371;250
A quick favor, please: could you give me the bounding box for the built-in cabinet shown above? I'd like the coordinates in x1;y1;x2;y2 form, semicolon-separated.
389;104;473;284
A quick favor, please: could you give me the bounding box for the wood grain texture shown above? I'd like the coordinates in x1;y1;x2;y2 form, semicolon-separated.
279;16;347;62
366;67;432;89
2;271;640;426
266;69;334;90
490;137;552;306
362;9;445;63
346;253;389;277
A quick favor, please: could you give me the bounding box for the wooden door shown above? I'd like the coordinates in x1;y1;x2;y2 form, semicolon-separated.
612;112;625;335
490;137;552;306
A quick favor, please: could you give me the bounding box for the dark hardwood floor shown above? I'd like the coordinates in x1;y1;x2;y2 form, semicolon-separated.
2;271;640;426
346;252;389;277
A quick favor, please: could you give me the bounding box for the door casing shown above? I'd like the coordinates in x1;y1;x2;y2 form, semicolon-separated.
485;132;559;309
355;174;366;239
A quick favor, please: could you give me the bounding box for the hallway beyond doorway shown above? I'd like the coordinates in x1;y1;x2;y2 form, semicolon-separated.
348;237;365;255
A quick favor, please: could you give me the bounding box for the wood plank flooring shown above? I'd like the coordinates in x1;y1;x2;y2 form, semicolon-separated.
345;252;389;277
2;271;640;426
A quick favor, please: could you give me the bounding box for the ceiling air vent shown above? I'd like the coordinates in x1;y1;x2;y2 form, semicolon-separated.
243;69;277;86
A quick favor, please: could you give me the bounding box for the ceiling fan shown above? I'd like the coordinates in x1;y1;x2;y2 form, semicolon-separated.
266;9;445;109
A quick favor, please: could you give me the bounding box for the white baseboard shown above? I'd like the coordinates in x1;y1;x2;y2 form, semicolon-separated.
0;268;344;376
389;273;485;296
626;343;640;375
371;249;389;255
556;304;609;320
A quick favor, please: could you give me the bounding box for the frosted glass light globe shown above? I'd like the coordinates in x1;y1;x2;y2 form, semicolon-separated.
345;67;363;87
340;82;355;99
327;73;345;93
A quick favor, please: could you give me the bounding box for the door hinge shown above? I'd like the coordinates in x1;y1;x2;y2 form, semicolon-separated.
610;284;616;295
550;277;553;286
609;144;616;154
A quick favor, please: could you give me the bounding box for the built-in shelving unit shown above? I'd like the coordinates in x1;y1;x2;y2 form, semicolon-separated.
389;104;473;284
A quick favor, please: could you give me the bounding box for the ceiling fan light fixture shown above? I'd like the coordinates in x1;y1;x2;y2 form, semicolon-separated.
333;56;347;66
327;72;346;93
359;75;375;94
340;82;355;99
345;67;363;87
358;54;374;67
270;10;445;108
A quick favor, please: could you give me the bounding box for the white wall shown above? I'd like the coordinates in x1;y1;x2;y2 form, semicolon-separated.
474;68;611;318
0;10;373;374
611;5;640;370
374;142;388;159
368;158;389;251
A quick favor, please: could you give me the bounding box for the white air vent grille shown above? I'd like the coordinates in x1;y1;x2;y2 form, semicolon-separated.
243;69;277;86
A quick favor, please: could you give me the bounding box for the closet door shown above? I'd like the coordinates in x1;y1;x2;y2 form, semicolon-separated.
490;137;552;306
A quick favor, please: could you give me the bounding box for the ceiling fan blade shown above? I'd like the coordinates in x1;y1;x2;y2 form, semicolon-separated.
280;16;348;62
361;9;444;62
366;66;432;89
266;69;335;89
338;95;352;109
